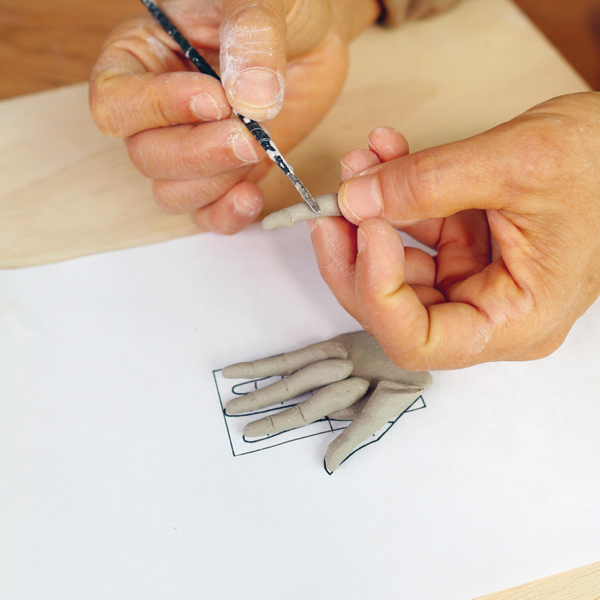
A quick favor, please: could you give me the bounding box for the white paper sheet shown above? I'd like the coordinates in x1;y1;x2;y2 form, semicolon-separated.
1;224;599;600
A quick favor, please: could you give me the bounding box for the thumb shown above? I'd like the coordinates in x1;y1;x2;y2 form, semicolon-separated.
220;0;287;122
337;131;511;227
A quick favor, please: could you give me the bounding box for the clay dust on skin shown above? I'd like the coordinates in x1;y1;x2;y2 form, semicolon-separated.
219;19;285;120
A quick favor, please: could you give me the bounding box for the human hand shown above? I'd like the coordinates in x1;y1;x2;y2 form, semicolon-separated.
223;331;431;472
307;93;600;370
89;0;379;234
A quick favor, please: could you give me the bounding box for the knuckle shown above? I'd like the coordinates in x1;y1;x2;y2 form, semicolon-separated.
89;83;123;137
401;152;444;218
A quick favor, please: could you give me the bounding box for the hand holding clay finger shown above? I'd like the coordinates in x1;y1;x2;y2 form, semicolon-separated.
310;96;600;370
261;128;411;230
223;331;432;472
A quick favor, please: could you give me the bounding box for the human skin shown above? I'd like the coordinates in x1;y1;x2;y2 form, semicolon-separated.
307;94;600;371
89;0;379;234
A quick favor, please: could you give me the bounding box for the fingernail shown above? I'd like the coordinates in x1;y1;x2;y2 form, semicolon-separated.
340;175;383;221
340;159;353;182
306;218;318;233
232;132;258;163
356;228;367;253
190;92;221;121
233;193;261;217
233;68;281;110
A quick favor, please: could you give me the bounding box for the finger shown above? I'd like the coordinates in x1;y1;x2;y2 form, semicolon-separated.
195;181;264;234
223;341;348;379
126;119;263;179
225;359;353;414
326;397;368;421
354;219;529;370
340;149;380;182
152;166;253;214
411;285;447;307
309;217;363;322
90;17;231;138
262;194;340;230
220;0;287;121
337;129;512;227
404;247;436;287
325;380;423;473
401;219;444;249
243;377;369;437
367;126;410;162
435;209;491;296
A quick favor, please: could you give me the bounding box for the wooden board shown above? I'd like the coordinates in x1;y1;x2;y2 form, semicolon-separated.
0;0;590;268
477;561;600;600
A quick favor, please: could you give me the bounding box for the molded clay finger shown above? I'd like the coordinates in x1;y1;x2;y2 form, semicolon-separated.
222;340;348;379
327;380;424;421
326;397;368;421
244;377;369;437
325;380;424;473
225;359;353;415
261;194;341;230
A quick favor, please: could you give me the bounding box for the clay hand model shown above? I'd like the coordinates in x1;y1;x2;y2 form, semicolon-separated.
223;331;432;472
89;0;380;234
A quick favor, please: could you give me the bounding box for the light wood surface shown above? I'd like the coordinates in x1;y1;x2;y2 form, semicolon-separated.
0;0;140;99
0;0;591;268
1;0;599;97
476;561;600;600
0;0;599;597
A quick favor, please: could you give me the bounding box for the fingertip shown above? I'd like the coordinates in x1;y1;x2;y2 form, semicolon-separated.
340;148;380;182
338;172;384;224
367;127;410;162
190;90;230;122
227;68;285;122
220;5;287;122
403;247;437;288
232;184;264;218
195;182;264;234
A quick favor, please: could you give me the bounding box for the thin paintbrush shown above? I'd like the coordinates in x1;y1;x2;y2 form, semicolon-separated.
140;0;321;215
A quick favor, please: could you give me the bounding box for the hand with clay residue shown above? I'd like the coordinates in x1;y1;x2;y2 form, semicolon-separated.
89;0;379;234
223;331;431;472
301;95;600;370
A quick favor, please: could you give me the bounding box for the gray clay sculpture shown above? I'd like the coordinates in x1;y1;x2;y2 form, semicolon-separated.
261;194;341;230
223;331;432;473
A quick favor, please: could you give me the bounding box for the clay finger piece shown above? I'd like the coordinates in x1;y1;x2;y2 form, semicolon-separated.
326;397;368;421
327;381;424;421
222;340;347;379
244;377;369;437
261;194;341;230
225;359;353;415
324;381;424;473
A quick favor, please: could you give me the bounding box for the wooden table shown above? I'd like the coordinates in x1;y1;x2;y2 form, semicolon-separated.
1;0;600;99
0;1;599;597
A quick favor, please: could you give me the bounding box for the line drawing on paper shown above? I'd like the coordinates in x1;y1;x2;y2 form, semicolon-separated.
213;369;426;459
